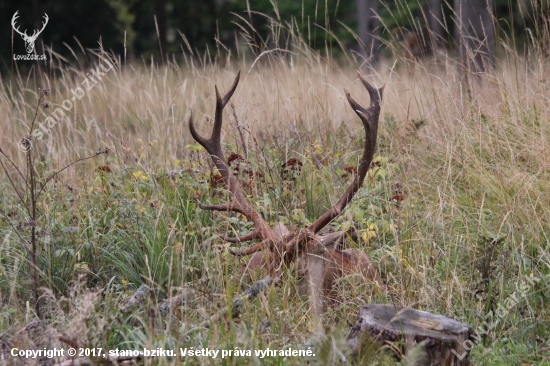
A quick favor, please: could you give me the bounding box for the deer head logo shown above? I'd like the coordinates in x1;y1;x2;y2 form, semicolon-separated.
11;11;49;54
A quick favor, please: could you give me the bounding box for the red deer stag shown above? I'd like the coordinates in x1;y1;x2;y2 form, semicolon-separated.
189;70;385;314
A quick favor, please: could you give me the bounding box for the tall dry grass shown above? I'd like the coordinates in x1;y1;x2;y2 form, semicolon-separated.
0;1;549;364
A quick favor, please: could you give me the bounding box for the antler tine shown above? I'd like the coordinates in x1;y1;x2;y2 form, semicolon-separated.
198;202;246;215
189;71;279;258
189;70;241;155
212;70;240;146
220;230;261;243
300;71;384;236
357;70;384;108
221;70;241;105
228;239;271;257
188;112;205;149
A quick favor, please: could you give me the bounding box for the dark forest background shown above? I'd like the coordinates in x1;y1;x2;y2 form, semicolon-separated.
0;0;548;73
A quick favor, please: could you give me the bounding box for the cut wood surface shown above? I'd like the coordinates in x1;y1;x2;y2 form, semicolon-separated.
348;304;472;366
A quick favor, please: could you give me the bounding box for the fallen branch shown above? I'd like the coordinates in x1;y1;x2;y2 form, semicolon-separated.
121;284;195;317
50;277;272;366
159;288;195;317
56;277;271;364
200;276;272;328
120;284;150;313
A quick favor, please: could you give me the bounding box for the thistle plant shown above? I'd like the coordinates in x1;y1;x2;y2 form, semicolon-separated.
0;88;109;317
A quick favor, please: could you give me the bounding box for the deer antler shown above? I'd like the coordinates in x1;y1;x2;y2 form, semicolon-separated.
189;71;286;264
189;71;385;297
283;71;384;254
190;70;384;252
310;71;383;232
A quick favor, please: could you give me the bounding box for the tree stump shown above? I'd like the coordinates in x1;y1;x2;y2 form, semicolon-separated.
348;304;472;366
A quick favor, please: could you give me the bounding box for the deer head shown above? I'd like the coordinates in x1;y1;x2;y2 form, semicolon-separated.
189;70;385;314
12;11;49;54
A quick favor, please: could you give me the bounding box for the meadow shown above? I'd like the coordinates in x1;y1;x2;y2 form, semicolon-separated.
0;24;549;365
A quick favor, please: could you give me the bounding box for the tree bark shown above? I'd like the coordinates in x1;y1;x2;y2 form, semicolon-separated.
357;0;380;66
32;0;45;79
428;0;445;50
454;0;495;73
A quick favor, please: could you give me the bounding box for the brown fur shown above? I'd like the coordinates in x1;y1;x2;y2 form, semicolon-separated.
324;248;384;291
239;239;385;312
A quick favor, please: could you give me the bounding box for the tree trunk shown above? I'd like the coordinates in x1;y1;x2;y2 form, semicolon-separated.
32;0;45;79
454;0;495;73
348;304;472;365
428;0;445;50
357;0;380;66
